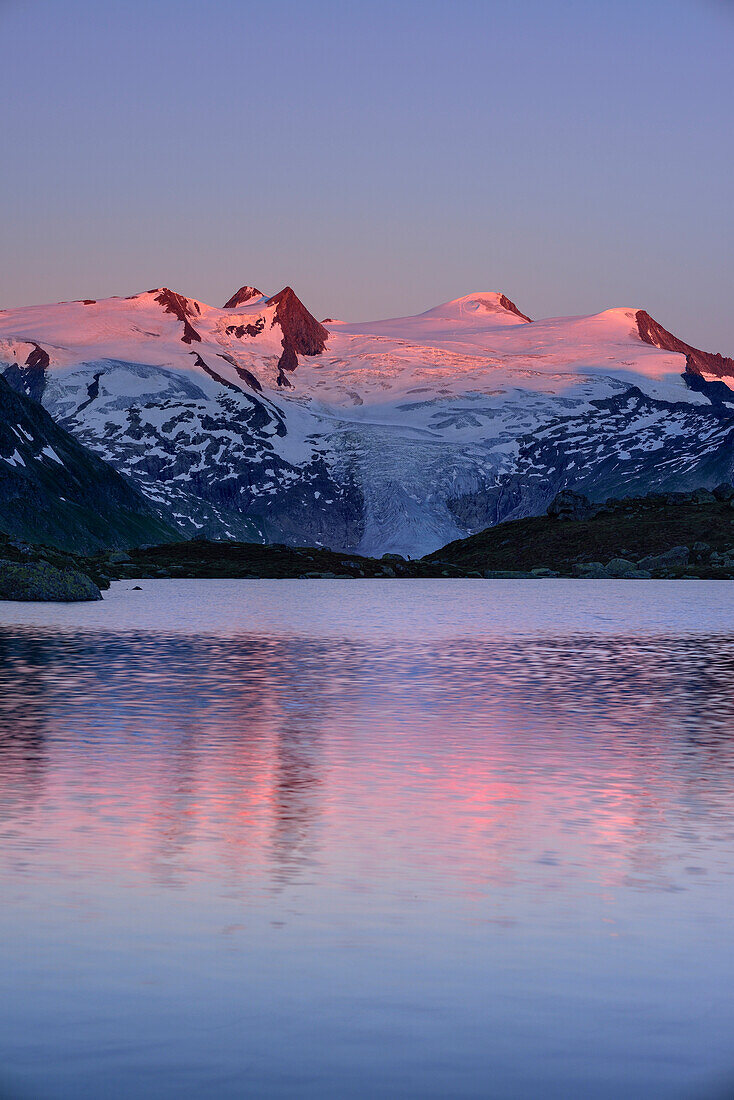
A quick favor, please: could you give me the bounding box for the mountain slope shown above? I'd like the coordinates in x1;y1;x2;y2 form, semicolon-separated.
1;284;732;556
0;374;176;551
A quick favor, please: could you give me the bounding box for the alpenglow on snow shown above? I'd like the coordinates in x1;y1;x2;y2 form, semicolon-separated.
1;283;733;556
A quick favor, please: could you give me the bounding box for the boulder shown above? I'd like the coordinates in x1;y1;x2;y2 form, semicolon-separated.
546;490;597;521
689;488;716;504
0;560;102;602
637;546;689;571
605;558;640;577
530;567;560;577
573;562;608;578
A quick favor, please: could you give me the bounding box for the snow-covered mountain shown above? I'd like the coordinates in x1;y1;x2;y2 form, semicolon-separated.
1;283;733;556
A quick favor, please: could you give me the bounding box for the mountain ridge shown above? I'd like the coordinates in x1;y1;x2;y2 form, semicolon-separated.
0;373;177;551
1;281;732;556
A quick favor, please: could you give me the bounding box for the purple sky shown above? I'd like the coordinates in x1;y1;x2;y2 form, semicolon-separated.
3;0;733;350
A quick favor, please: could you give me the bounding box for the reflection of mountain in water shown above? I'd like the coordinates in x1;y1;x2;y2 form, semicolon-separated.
0;631;48;823
1;626;734;891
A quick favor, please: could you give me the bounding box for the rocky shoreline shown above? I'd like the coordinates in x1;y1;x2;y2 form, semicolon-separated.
2;487;734;600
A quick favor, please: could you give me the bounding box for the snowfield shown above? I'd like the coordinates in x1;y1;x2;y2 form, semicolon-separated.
1;285;732;556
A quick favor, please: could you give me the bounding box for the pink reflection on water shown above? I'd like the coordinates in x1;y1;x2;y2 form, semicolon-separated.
1;627;733;902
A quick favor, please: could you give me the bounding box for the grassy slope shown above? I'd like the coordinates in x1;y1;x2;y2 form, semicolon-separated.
425;495;734;575
82;493;734;580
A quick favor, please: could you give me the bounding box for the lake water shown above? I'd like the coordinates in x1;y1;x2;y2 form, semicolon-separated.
1;580;734;1099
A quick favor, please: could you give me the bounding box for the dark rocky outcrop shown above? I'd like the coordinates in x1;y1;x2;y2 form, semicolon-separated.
546;490;597;521
225;319;265;339
152;288;202;344
215;354;263;393
0;560;101;602
636;309;734;380
2;342;50;403
498;294;532;323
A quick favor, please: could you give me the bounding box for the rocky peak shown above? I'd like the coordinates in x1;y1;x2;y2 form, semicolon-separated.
497;294;532;323
636;309;734;380
223;285;264;309
151;288;201;344
263;287;329;383
268;287;328;357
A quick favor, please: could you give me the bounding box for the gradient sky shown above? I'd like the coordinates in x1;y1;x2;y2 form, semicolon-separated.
2;0;733;349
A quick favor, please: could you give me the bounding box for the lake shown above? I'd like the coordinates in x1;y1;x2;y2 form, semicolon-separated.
1;580;733;1099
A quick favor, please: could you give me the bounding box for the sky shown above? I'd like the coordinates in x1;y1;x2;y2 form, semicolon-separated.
2;0;733;350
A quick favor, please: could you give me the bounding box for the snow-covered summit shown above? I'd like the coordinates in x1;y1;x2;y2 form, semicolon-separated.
223;285;265;309
419;291;532;322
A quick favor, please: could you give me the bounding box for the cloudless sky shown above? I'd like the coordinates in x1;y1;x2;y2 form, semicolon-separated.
2;0;733;349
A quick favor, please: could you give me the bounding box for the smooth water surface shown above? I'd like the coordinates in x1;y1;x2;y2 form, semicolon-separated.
1;580;734;1099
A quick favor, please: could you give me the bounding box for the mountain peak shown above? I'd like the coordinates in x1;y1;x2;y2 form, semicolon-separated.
264;286;329;382
496;293;532;323
147;287;200;317
145;288;202;344
268;287;329;355
424;292;532;323
636;309;734;380
223;285;264;309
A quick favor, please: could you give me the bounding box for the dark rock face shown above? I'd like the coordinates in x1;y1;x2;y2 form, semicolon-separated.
636;310;734;380
0;560;101;601
218;357;263;393
23;343;50;401
546;490;597;521
682;371;734;406
225;319;265;339
269;287;329;356
267;286;329;377
153;288;202;344
191;353;241;392
498;294;532;323
2;342;50;403
713;483;734;502
223;286;264;309
0;374;176;552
